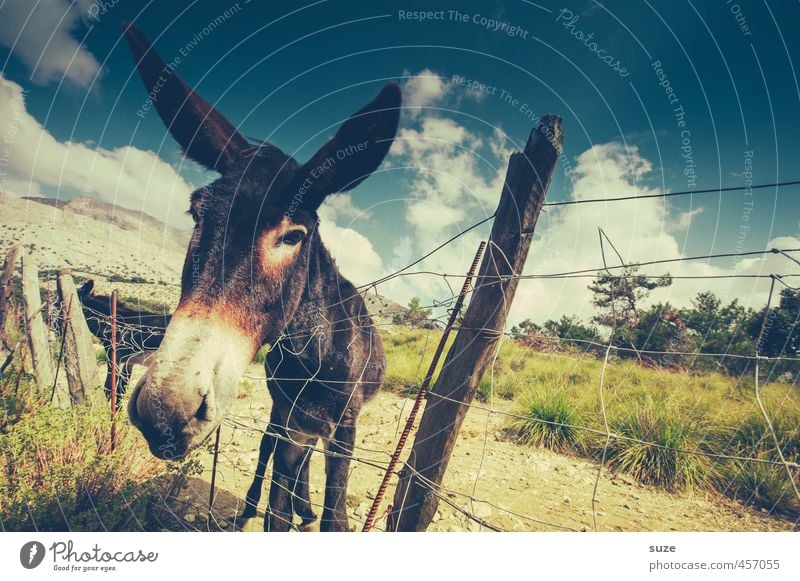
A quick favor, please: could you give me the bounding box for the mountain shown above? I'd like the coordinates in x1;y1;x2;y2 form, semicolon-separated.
0;193;406;321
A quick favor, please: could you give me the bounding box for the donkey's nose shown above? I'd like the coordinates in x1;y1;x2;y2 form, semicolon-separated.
193;395;212;422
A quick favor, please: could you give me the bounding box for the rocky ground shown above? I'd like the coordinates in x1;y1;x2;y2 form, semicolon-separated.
168;363;796;533
6;193;794;533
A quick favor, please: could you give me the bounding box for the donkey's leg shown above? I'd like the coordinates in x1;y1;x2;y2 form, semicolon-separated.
265;434;312;532
241;422;277;519
321;425;356;532
295;437;318;527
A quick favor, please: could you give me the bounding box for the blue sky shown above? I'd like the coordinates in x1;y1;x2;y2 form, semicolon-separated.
1;0;799;321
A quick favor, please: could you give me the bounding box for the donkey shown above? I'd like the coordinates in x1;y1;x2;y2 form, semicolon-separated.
122;22;399;532
76;280;169;405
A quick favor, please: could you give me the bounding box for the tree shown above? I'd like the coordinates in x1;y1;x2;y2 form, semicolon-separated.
588;265;672;354
680;291;755;373
541;315;601;347
749;288;800;358
510;318;540;340
393;296;435;329
633;303;691;368
510;315;600;353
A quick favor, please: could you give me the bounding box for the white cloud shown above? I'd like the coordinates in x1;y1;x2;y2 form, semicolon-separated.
510;143;794;325
674;207;704;231
0;0;101;87
383;94;514;308
318;194;384;286
402;69;450;118
386;91;795;325
318;192;370;222
0;73;194;228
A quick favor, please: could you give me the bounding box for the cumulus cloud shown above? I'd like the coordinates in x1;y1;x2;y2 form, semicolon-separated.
0;69;389;287
402;69;450;118
383;103;513;307
0;0;101;87
318;194;384;286
386;76;794;324
504;143;797;325
0;73;194;228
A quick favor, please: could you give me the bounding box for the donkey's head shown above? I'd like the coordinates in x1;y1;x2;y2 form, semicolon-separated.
77;280;95;298
122;23;400;459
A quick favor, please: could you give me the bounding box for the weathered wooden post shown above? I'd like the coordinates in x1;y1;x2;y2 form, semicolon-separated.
56;269;93;405
0;246;20;349
21;253;55;393
110;290;118;450
388;115;563;531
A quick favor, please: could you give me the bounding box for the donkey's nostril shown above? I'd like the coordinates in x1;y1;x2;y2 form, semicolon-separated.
194;396;210;422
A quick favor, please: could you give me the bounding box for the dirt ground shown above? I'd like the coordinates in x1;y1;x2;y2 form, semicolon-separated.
170;363;795;533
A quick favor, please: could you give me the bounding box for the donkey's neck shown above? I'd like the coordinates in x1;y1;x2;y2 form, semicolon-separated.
279;231;362;361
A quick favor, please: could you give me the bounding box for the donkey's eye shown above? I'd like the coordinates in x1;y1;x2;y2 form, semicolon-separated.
279;229;306;246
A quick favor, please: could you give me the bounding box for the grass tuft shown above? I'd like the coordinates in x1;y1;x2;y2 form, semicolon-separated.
509;385;582;452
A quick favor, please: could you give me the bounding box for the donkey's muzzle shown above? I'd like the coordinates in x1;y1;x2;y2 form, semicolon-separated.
127;379;216;460
126;315;256;460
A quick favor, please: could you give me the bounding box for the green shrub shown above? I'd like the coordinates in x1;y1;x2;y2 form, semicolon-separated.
509;386;582;452
382;329;449;395
722;460;799;517
729;411;800;463
0;404;201;531
476;375;493;403
604;397;713;491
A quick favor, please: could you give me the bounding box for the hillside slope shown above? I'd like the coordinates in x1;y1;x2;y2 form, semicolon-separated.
0;193;406;319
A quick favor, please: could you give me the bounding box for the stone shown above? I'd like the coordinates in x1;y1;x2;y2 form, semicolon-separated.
354;502;369;518
472;502;492;519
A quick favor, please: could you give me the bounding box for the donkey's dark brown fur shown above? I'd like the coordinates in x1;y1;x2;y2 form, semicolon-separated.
122;22;399;531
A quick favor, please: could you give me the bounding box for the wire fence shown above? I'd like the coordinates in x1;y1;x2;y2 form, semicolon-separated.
181;179;798;533
4;178;798;533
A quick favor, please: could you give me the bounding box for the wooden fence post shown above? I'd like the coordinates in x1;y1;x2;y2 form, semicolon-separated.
21;253;55;393
56;269;93;405
388;115;563;531
0;246;20;349
110;290;118;450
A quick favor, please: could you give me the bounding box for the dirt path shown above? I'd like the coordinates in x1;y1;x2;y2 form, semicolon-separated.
175;364;795;532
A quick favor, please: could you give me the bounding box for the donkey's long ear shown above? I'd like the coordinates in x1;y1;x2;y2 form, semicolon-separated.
294;83;401;209
122;22;248;173
78;280;95;297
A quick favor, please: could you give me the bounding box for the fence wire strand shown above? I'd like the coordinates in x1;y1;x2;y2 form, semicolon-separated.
6;177;799;533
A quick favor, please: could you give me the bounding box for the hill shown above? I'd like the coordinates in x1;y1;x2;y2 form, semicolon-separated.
0;193;406;320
